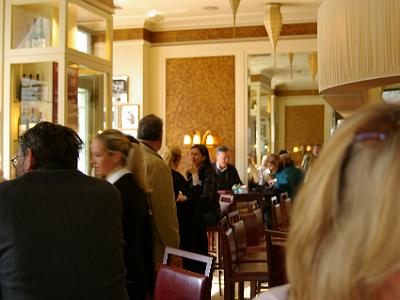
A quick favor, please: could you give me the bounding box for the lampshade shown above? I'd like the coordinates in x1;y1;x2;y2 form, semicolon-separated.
264;4;282;67
293;146;299;153
205;134;215;146
318;0;400;95
183;134;192;145
306;145;312;152
288;52;294;79
308;52;318;82
192;131;201;145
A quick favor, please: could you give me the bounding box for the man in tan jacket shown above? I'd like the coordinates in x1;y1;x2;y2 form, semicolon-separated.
138;114;180;270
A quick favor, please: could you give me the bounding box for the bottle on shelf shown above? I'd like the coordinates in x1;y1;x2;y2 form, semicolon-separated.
24;24;32;48
32;18;39;48
38;18;46;48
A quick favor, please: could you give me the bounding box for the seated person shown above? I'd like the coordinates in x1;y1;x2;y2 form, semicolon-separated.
212;145;242;190
267;153;303;199
256;104;400;300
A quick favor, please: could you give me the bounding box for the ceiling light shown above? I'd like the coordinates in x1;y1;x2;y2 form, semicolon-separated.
202;6;219;11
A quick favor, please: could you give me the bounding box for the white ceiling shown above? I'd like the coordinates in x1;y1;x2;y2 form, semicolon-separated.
113;0;322;30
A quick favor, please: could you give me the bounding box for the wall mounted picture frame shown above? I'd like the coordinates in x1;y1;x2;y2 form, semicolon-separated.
112;76;128;104
121;104;139;129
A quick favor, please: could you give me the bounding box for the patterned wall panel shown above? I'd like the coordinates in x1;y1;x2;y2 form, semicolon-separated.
285;105;324;164
166;56;235;173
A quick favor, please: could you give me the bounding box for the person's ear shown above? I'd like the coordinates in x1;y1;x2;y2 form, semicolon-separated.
111;152;123;164
23;149;35;172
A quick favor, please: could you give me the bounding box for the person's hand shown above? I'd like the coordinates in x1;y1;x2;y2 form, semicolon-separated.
176;191;188;202
268;178;277;187
186;162;199;180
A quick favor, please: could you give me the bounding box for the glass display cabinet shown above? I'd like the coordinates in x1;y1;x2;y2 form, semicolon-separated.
3;0;113;178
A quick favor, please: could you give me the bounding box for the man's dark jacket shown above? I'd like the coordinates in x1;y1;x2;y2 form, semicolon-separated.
0;167;128;300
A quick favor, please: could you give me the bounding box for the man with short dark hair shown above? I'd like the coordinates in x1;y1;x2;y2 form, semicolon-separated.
1;122;128;300
212;146;242;190
138;114;180;270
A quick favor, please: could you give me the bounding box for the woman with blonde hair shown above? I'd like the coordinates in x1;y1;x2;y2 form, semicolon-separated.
257;104;400;300
91;129;153;300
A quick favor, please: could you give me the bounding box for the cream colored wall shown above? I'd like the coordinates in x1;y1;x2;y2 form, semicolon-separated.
94;40;149;116
277;95;334;151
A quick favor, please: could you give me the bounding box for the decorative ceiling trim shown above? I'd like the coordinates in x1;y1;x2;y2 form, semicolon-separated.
93;22;316;44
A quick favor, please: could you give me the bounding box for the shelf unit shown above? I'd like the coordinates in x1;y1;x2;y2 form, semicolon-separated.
3;0;113;178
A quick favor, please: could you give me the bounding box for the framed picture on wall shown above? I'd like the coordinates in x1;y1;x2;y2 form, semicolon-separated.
121;104;139;129
112;76;128;104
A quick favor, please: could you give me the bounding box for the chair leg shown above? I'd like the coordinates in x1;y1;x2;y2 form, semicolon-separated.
224;282;234;300
250;281;257;298
218;270;222;296
238;282;244;300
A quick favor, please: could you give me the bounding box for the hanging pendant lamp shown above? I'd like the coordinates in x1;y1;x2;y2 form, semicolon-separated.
229;0;241;37
264;4;283;67
288;52;294;79
308;52;318;82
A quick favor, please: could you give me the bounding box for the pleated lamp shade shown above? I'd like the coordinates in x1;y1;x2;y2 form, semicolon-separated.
264;4;283;67
318;0;400;94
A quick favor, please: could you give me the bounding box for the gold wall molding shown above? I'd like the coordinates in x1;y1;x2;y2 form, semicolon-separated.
94;23;316;44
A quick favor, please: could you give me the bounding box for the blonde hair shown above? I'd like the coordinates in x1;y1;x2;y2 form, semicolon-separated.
163;145;182;169
96;129;148;192
287;104;400;300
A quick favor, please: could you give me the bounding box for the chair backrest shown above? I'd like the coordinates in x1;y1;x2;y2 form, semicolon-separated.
219;194;235;215
163;247;213;277
154;265;207;300
240;212;259;246
253;208;265;237
231;220;247;259
247;200;259;213
279;192;289;202
265;229;288;287
219;215;230;233
227;210;241;225
220;227;237;278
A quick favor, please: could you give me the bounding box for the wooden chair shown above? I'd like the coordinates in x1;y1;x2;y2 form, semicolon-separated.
207;216;229;296
154;265;208;300
231;220;267;263
270;195;291;231
227;210;241;225
265;230;288;287
240;212;266;252
220;194;235;215
221;227;268;300
162;247;214;300
162;247;213;277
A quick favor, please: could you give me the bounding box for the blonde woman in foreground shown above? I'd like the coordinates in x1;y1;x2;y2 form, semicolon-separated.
257;104;400;300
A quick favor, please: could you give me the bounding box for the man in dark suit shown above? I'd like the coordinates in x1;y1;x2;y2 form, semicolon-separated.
212;146;242;191
1;122;128;300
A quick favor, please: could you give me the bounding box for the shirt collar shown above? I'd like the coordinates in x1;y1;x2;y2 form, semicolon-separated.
216;163;228;172
106;167;131;184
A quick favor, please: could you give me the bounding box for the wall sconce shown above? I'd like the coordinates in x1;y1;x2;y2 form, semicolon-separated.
183;130;217;146
293;146;299;153
306;145;312;152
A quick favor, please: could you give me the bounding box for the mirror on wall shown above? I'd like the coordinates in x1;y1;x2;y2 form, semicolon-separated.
247;52;320;185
